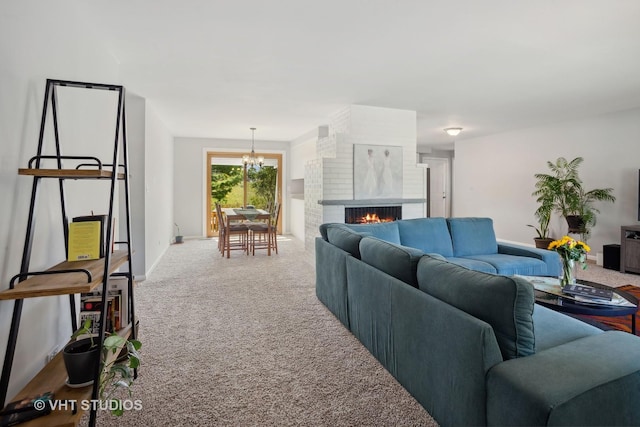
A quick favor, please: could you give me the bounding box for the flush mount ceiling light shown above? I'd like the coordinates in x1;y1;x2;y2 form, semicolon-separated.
444;127;463;136
242;127;264;169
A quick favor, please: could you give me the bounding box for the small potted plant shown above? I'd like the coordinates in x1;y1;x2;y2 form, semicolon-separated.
63;321;100;386
174;222;184;244
530;177;555;249
62;319;141;416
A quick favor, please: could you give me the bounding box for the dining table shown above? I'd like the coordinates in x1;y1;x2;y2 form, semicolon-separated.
219;208;272;257
221;207;270;222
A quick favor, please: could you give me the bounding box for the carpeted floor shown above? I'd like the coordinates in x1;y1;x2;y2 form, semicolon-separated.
90;236;439;426
575;260;640;289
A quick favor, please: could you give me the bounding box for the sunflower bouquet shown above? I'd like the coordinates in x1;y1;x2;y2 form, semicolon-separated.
547;236;590;285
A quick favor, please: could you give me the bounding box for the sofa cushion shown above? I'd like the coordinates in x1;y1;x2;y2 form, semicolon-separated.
319;223;331;241
416;256;536;360
463;254;547;276
326;224;365;258
486;332;640;426
444;257;497;273
447;217;498;257
345;221;401;245
359;237;424;288
532;304;602;352
499;243;562;277
397;217;454;257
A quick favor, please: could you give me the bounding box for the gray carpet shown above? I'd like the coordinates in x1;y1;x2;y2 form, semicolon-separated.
575;259;640;288
91;236;439;426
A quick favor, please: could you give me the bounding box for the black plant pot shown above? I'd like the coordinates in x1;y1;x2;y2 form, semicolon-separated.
63;338;100;386
566;215;585;233
534;237;554;250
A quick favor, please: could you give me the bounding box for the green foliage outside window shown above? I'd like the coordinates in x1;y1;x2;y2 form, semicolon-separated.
248;166;277;209
211;165;243;203
211;164;277;209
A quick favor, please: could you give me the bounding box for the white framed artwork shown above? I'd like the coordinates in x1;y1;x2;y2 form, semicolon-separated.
353;144;403;199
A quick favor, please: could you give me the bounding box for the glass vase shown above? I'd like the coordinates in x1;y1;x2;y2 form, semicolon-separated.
560;258;576;286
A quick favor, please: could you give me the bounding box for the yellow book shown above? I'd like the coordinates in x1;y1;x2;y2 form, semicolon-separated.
67;221;102;261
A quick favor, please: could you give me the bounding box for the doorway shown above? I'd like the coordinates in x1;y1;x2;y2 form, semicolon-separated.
421;157;450;218
206;152;283;237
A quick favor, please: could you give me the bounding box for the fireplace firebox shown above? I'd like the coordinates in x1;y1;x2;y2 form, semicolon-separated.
344;206;402;224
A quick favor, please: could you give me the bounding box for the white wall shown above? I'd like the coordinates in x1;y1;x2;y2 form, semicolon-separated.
174;137;290;237
454;107;640;256
289;129;318;241
144;105;174;276
125;92;147;278
0;2;121;401
125;95;174;278
315;105;422;202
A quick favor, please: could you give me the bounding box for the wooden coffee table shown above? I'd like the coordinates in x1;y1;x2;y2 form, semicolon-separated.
533;279;638;335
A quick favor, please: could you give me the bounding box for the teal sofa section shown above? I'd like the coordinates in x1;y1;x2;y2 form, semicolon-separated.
323;217;561;276
315;220;640;426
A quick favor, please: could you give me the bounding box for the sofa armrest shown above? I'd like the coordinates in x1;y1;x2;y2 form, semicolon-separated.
315;237;351;328
487;331;640;426
498;243;561;276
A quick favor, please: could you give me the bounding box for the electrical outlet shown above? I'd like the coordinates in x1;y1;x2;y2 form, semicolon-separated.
46;346;59;364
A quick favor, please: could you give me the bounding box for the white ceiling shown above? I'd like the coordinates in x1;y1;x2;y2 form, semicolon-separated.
79;1;640;149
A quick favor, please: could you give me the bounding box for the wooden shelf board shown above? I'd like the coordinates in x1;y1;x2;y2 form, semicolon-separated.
0;251;129;300
8;324;134;427
18;169;125;180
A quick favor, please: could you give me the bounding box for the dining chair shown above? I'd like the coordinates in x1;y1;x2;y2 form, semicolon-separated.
270;201;281;254
214;203;225;255
247;202;280;256
216;203;248;258
264;199;274;216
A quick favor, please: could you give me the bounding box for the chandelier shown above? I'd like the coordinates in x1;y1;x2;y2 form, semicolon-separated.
242;127;264;169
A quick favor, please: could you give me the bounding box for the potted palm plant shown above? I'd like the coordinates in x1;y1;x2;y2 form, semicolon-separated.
527;196;554;249
533;157;615;241
565;186;616;240
530;170;557;248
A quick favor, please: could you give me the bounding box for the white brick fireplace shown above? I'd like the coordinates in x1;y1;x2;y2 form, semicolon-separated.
304;105;426;251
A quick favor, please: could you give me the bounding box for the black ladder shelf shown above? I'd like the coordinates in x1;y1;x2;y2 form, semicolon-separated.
0;79;137;427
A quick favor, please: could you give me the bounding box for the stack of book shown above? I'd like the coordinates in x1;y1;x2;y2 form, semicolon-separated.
78;277;129;336
561;284;614;302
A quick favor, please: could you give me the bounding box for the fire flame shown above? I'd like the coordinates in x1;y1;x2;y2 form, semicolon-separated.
365;213;379;223
358;213;393;223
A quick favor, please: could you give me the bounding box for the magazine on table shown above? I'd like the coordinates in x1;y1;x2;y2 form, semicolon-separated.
562;284;613;301
514;275;636;308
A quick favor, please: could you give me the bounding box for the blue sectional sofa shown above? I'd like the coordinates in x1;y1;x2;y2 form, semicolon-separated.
322;217;561;276
316;218;640;426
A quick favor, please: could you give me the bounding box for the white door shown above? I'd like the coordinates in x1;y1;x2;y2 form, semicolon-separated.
423;158;449;218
